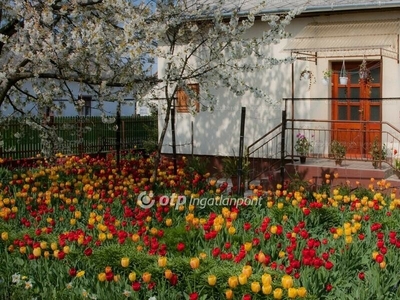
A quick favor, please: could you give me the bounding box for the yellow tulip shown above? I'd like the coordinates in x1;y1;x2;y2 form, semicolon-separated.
262;284;273;295
207;274;217;286
98;272;106;282
244;242;252;252
281;275;293;289
76;270;85;278
297;287;307;298
128;272;137;282
228;276;238;289
273;288;283;299
238;273;248;285
98;232;106;242
158;256;167;267
262;273;272;286
40;241;48;249
228;227;236;235
242;265;252;277
1;231;8;241
190;257;200;269
33;247;41;257
251;281;261;293
165;218;173;227
288;287;298;298
50;242;58;251
121;257;130;268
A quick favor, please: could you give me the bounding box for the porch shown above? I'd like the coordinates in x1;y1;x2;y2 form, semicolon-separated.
246;97;400;191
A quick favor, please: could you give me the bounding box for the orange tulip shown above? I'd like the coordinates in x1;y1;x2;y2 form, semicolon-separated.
164;269;173;280
225;289;234;299
142;272;152;283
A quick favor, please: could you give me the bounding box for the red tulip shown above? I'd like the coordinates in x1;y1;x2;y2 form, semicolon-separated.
69;268;77;277
189;292;199;300
176;242;185;252
131;281;141;291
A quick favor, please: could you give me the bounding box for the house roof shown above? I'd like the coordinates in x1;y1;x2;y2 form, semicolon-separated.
284;19;400;61
224;0;400;15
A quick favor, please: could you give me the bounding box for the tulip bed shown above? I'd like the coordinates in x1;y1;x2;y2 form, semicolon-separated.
1;153;400;300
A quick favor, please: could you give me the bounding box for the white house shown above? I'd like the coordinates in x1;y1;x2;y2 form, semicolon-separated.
158;1;400;164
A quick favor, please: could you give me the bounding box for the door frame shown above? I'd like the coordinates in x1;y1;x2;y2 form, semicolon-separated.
331;60;382;158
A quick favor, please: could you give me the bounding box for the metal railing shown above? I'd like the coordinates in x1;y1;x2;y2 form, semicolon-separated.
247;98;400;181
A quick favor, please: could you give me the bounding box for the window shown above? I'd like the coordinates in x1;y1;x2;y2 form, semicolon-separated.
176;84;200;113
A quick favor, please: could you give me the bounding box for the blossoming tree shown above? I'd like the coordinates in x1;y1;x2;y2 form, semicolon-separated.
0;0;156;156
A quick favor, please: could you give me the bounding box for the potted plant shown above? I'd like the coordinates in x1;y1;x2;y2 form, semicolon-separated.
359;59;373;86
394;158;400;178
300;69;316;90
322;69;332;85
294;133;312;163
370;137;387;169
330;140;346;166
221;152;250;189
339;60;348;85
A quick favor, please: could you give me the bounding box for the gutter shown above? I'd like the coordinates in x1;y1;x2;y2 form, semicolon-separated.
302;2;400;13
228;1;400;17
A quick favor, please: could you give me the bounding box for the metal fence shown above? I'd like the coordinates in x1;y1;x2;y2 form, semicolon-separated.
0;115;157;159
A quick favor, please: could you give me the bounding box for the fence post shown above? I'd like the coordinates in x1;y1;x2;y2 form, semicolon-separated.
280;109;287;187
238;107;246;196
116;103;121;167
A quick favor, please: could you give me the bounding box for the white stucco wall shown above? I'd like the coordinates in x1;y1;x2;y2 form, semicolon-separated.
158;10;400;157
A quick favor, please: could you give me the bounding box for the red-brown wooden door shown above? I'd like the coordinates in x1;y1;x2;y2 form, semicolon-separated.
331;60;381;157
